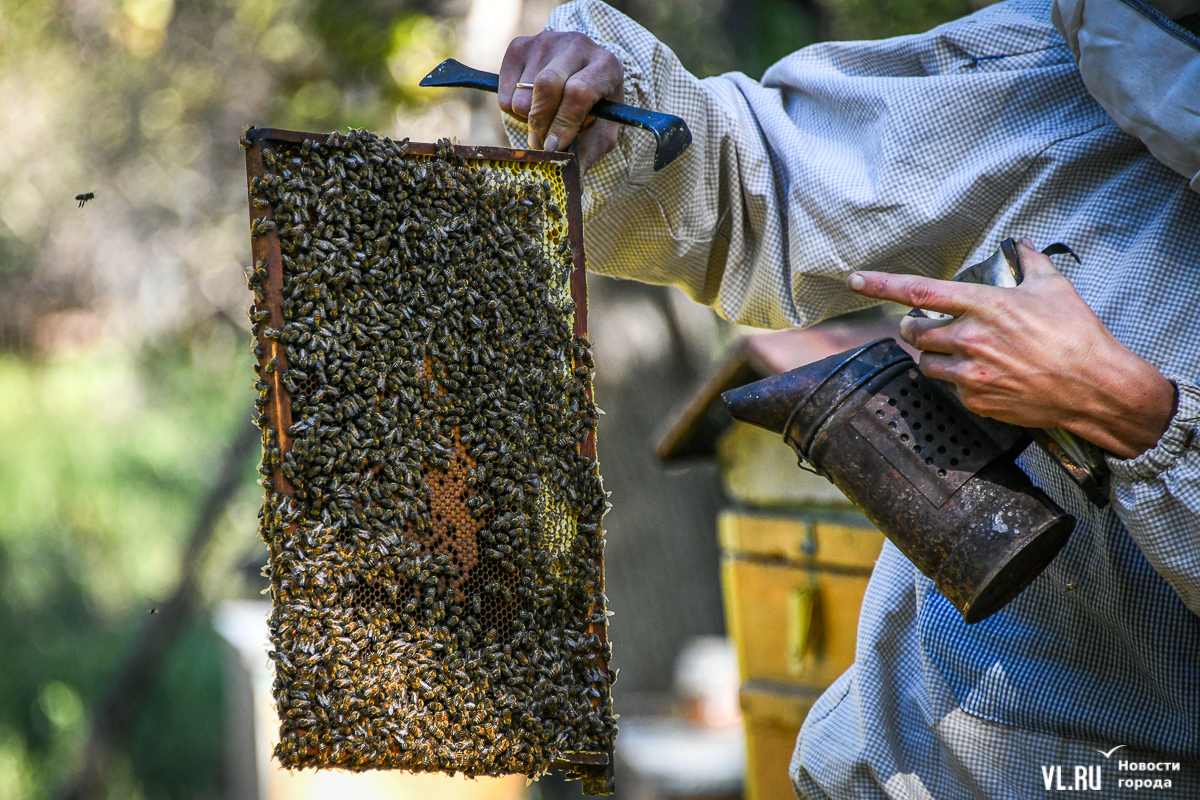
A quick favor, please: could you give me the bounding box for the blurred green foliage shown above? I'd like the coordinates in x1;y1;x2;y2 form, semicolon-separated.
0;0;978;797
612;0;975;78
734;0;821;77
609;0;818;78
825;0;976;40
248;0;455;131
0;319;257;799
0;0;454;337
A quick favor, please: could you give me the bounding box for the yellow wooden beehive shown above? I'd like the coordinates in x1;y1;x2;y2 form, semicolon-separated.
657;320;902;800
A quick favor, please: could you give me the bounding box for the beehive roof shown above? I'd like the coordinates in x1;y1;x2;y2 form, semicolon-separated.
655;316;912;461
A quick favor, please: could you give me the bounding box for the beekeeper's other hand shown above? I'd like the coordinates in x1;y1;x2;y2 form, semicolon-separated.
847;239;1176;459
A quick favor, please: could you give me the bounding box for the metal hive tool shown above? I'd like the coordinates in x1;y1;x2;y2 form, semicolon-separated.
242;127;615;793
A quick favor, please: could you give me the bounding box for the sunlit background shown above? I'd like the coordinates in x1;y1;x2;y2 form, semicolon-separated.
0;0;986;798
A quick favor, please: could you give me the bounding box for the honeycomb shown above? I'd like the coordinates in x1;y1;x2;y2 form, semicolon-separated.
243;130;614;781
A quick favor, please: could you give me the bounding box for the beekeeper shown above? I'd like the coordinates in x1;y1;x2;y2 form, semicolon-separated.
498;0;1200;796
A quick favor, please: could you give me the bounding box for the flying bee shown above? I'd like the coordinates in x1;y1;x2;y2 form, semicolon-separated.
75;192;95;207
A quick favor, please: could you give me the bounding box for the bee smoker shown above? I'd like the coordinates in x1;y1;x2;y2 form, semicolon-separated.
722;337;1075;623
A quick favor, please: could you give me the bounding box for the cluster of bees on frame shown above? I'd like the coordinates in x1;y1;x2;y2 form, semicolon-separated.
244;130;616;777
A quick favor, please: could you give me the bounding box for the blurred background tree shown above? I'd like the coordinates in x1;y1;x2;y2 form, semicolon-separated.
0;0;983;797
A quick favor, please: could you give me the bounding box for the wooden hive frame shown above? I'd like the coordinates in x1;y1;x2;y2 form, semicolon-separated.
243;127;613;794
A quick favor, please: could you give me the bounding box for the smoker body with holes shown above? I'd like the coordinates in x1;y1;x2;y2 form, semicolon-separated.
723;338;1075;624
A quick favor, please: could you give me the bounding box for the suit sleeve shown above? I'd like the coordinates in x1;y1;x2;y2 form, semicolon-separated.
505;0;1106;330
1107;380;1200;616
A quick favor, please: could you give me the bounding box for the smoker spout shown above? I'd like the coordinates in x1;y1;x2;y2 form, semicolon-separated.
721;368;825;435
720;340;902;438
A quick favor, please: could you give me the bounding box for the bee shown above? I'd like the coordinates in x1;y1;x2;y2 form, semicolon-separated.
251;217;277;236
75;192;95;207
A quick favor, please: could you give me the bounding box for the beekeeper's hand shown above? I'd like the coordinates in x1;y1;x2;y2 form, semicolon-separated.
499;31;623;174
847;239;1176;459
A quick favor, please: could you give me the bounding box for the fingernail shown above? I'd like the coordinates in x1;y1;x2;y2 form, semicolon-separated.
543;134;559;152
848;273;865;291
1020;237;1034;248
528;131;541;149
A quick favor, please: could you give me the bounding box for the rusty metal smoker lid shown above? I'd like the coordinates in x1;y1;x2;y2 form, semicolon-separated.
721;338;911;459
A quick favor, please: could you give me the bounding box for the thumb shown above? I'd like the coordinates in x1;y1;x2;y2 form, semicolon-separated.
1015;237;1062;280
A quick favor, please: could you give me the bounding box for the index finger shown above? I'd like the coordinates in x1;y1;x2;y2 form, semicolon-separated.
847;270;986;316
